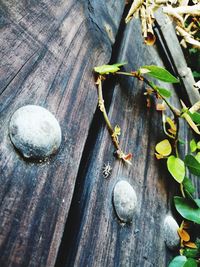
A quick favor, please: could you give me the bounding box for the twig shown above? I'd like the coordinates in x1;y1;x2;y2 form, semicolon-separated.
163;4;200;16
96;76;132;165
176;26;200;48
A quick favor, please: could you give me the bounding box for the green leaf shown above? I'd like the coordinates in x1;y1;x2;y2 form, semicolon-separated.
184;258;197;267
140;65;179;83
183;177;195;194
184;187;200;208
194;199;200;208
168;256;187;267
185;155;200;176
189;112;200;124
193;71;200;78
185;190;198;207
167;156;185;183
157;87;172;98
195;152;200;163
183;248;199;259
174;196;200;224
190;139;197;153
155;139;172;156
197;142;200;150
94;62;127;75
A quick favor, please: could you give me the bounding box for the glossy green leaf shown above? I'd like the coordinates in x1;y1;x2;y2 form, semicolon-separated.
185;190;200;208
197;142;200;150
94;62;127;75
195;152;200;163
184;258;197;267
194;199;200;208
183;248;199;259
140;65;179;83
190;139;197;153
185;155;200;176
185;190;198;207
183;177;195;194
167;156;185;183
157;87;172;98
188;112;200;124
174;196;200;224
168;256;187;267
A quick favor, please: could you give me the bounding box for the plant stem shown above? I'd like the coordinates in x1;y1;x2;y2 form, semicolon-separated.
96;76;132;165
142;76;180;117
180;183;185;198
116;71;181;157
97;76;120;151
97;77;113;132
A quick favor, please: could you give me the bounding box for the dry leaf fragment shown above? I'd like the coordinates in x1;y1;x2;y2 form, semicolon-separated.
178;228;190;242
156;103;166;111
125;0;144;23
184;241;197;248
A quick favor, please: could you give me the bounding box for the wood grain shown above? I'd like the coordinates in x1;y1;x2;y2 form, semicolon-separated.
59;18;197;267
154;11;200;105
0;1;125;266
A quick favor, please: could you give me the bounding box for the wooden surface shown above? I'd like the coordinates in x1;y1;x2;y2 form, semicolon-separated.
0;1;125;266
0;1;199;267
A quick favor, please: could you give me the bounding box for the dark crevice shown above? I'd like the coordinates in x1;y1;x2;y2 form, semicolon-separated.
55;4;131;267
153;22;191;107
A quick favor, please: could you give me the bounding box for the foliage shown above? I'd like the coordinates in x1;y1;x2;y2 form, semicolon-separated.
94;62;200;266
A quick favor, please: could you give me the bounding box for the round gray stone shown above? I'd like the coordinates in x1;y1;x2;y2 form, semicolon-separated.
9;105;62;159
163;215;180;250
113;180;137;223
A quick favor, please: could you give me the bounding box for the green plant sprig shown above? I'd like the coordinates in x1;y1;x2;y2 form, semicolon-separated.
94;62;200;266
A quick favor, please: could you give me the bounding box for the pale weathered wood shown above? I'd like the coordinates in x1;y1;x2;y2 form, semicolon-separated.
0;1;125;266
155;10;200;105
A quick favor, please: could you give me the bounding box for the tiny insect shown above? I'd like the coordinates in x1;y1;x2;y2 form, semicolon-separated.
102;162;112;178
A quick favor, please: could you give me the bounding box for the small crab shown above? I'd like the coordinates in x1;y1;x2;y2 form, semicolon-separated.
102;162;112;178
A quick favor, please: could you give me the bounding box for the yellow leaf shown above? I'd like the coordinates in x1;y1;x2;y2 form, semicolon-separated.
155;139;172;156
114;125;121;136
146;88;154;95
156;103;166;111
178;228;190;242
166;117;177;133
168;129;177;135
155;153;164;159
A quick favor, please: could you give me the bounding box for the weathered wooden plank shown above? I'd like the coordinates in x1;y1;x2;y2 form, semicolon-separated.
155;11;200;105
59;18;190;267
0;1;125;266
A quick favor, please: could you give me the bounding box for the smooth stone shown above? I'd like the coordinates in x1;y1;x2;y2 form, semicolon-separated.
9;105;62;159
163;215;180;250
113;180;137;223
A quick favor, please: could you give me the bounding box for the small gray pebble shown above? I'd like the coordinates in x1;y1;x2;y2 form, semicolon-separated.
9;105;62;159
163;215;180;250
113;180;137;223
